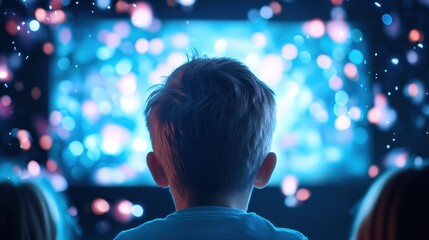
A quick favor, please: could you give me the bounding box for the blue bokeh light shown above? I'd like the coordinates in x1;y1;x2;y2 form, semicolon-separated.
349;49;364;64
29;20;40;31
382;14;393;25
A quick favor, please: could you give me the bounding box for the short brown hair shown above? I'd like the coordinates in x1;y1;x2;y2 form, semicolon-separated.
145;57;276;201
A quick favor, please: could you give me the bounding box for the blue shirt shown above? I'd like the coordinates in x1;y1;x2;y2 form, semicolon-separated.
114;206;307;240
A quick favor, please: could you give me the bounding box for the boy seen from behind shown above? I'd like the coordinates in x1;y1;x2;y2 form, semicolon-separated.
115;57;307;240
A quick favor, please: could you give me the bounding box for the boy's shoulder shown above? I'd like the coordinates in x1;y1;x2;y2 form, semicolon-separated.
113;218;163;240
248;212;308;240
114;207;307;240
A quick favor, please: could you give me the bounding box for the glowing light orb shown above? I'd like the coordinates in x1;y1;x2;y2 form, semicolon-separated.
414;156;423;166
95;167;112;185
5;20;18;35
82;101;100;121
335;90;349;105
92;198;110;215
329;75;343;90
149;38;164;55
335;115;351;130
408;83;419;97
51;174;68;191
46;160;58;172
214;39;228;53
349;49;363;64
396;153;407;167
132;137;148;152
87;147;101;161
281;43;298;60
303;19;325;38
177;0;195;6
260;6;274;19
344;62;358;80
114;21;131;38
296;188;311;201
135;38;149;54
331;0;343;5
131;204;144;217
325;147;342;162
167;52;187;68
270;1;282;14
284;196;298;207
39;135;53;150
29;20;40;31
171;33;189;49
327;20;349;43
252;32;267;48
130;3;153;28
69;206;78;217
367;107;382;124
62;116;76;131
348;107;362;121
374;94;387;108
96;220;112;234
35;8;47;22
406;50;418;65
115;0;129;13
117;73;137;95
331;7;346;20
105;32;121;48
17;129;32;151
114;200;133;222
115;58;133;76
28;160;41;176
0;95;11;107
408;29;424;42
43;42;54;55
244;53;259;70
59;28;72;45
69;141;84;156
120;94;141;114
31;87;41;100
0;65;11;82
404;80;425;104
96;0;111;9
44;10;67;24
101;124;130;155
309;102;329;123
316;55;332;69
368;165;379;178
49;111;62;126
97;47;114;60
20;141;31;151
382;14;393;25
257;54;284;86
281;175;298;196
293;35;305;46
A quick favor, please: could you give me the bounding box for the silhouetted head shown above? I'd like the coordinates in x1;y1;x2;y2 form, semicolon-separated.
145;56;276;203
351;165;429;240
0;168;79;240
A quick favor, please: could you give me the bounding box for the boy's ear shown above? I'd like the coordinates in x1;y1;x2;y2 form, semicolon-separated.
253;152;277;189
147;151;169;188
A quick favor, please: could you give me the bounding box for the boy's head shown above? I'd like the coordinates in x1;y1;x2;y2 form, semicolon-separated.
144;56;276;203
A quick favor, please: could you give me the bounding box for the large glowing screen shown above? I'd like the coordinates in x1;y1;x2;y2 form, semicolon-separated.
50;20;370;185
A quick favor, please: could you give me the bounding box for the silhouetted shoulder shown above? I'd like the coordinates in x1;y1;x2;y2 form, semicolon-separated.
248;213;307;240
276;228;308;240
114;207;307;240
113;218;165;240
